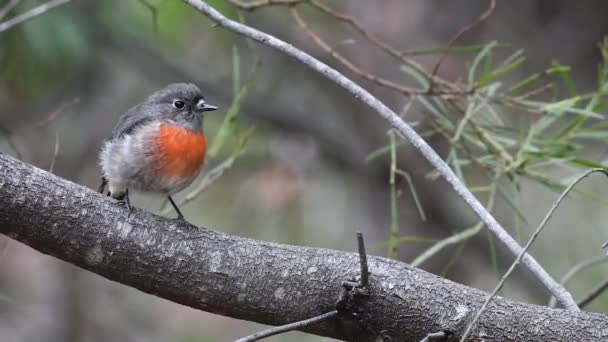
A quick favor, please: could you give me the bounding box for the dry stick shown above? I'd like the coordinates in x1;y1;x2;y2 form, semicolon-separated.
459;168;608;341
0;97;78;161
0;0;71;33
548;255;608;308
234;0;465;95
183;0;578;310
357;231;369;287
234;310;339;342
307;0;461;93
578;277;608;309
48;131;59;173
34;98;80;129
289;7;428;95
428;0;496;92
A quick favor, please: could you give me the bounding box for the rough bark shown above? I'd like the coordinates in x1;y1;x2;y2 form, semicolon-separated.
0;152;606;341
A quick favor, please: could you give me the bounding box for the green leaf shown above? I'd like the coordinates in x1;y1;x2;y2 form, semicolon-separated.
468;40;498;88
508;72;542;93
376;236;437;248
402;42;510;56
365;141;408;162
232;45;241;97
400;64;429;88
474;56;526;89
208;83;250;157
411;222;483;267
569;158;608;169
551;60;577;96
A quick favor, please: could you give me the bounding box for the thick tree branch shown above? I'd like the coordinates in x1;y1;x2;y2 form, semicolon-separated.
0;155;607;341
181;0;578;310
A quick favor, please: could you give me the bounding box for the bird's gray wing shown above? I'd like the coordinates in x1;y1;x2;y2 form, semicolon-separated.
110;103;157;140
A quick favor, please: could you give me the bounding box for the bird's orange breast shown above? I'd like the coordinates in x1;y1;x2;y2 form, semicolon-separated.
156;123;207;178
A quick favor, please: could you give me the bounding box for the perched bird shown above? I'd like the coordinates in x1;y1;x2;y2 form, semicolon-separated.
98;83;218;219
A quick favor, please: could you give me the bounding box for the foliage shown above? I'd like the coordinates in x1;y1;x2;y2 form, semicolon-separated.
370;37;608;263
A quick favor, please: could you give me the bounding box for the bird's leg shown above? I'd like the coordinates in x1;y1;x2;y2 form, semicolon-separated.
115;189;133;217
98;177;107;194
167;196;184;220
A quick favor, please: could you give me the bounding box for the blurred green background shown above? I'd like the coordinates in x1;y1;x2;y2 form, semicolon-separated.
1;1;608;341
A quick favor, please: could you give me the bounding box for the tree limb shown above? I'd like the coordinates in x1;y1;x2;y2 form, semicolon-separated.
181;0;578;310
0;154;606;341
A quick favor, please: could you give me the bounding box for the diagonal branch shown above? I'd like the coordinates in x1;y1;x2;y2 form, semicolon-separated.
182;0;578;310
0;153;606;341
460;168;608;341
0;0;71;33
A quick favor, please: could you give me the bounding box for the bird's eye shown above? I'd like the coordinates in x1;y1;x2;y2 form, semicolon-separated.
172;99;185;109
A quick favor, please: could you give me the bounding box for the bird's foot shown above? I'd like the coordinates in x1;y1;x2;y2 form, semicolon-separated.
115;190;132;218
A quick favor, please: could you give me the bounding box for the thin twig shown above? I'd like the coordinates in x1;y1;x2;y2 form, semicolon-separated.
289;7;429;95
548;255;608;308
459;168;608;341
578;277;608;309
183;0;578;310
34;97;79;129
428;0;497;92
48;131;59;173
308;0;461;93
0;0;22;21
234;310;338;342
357;232;369;287
0;0;72;33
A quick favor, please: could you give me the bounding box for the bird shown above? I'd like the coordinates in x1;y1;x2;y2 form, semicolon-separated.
98;83;218;220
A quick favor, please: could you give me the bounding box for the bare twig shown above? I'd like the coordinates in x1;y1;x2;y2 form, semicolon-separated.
459;168;608;341
0;97;77;160
182;0;578;310
308;0;460;93
428;0;497;92
234;310;338;342
0;0;72;33
578;277;608;309
34;97;79;129
357;232;369;287
549;255;608;308
289;7;429;95
0;0;22;21
48;131;59;173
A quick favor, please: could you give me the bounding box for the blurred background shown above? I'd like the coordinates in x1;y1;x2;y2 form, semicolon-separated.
1;0;608;341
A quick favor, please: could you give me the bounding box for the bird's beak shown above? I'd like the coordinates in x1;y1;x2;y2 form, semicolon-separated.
201;103;218;112
196;100;218;112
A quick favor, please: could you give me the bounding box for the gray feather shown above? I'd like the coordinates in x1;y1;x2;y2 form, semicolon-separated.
110;83;203;140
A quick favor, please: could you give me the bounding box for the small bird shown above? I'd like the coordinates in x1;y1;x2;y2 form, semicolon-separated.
98;83;218;220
